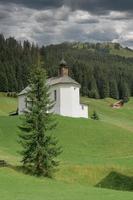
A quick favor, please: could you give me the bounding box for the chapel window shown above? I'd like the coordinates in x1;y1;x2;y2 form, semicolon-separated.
54;90;57;101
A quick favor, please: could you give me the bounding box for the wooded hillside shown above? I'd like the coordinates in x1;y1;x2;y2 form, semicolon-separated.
0;34;133;99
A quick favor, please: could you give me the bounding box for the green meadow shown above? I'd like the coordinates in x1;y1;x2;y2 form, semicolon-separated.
0;94;133;199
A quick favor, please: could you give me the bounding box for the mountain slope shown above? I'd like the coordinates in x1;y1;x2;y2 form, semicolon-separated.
0;94;133;199
72;42;133;58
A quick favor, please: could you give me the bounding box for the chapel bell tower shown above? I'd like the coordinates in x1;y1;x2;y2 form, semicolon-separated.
59;58;69;77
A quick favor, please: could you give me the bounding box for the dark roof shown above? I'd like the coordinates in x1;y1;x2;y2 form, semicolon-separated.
47;76;80;87
18;86;30;96
59;58;67;67
18;76;80;96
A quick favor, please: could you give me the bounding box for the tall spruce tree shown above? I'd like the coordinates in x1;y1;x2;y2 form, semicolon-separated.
109;79;119;99
119;80;130;102
88;77;100;99
19;67;61;177
98;77;110;99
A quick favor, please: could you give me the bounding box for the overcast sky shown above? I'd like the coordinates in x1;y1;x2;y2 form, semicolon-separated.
0;0;133;48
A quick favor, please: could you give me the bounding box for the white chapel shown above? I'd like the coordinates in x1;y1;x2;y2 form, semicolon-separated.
18;59;88;118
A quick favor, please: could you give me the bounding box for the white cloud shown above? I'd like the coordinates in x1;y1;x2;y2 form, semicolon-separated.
0;2;132;48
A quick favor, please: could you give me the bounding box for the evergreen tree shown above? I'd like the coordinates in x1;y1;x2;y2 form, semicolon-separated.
0;34;133;99
119;80;130;102
88;77;100;99
0;72;8;92
19;67;61;177
109;79;119;99
98;77;110;99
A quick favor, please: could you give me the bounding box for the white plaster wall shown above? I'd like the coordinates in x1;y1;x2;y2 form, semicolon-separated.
78;104;88;118
18;95;26;114
71;86;81;117
59;84;88;118
71;86;88;118
49;85;60;114
60;85;74;117
18;83;88;118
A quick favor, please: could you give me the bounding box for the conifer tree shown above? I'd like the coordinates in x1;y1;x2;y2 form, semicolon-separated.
119;80;130;102
109;80;119;99
89;77;100;99
99;78;110;99
19;67;61;177
0;34;133;98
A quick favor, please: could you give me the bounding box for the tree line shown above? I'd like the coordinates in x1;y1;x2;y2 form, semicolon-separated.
0;34;39;92
0;34;133;100
41;43;133;100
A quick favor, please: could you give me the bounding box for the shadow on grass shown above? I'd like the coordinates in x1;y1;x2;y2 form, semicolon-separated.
95;171;133;192
6;164;54;178
0;162;35;176
9;165;36;176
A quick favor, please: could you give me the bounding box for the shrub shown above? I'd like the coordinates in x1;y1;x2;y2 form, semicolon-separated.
91;111;99;120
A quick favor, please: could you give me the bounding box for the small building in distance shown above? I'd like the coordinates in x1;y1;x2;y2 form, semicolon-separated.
18;59;88;118
112;100;124;109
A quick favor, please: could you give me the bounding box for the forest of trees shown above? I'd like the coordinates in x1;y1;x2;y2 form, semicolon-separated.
0;34;133;100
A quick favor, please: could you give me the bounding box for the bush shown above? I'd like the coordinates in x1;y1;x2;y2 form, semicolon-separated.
91;111;99;120
6;92;17;98
123;96;129;103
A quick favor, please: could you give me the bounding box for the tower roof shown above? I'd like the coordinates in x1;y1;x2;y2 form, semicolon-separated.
59;58;67;67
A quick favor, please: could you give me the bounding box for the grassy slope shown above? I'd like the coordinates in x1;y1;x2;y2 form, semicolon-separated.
73;42;133;58
110;48;133;58
0;93;17;116
1;168;133;200
0;95;133;199
104;43;133;58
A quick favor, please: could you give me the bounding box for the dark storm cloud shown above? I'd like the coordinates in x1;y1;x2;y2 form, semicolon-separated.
0;1;133;48
87;30;119;42
122;40;133;48
76;18;99;24
0;10;10;20
0;0;63;9
68;0;133;14
62;25;87;41
1;0;133;14
110;16;132;21
35;7;70;23
107;13;133;21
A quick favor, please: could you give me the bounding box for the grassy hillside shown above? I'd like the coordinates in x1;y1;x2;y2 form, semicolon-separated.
0;93;17;116
72;42;133;58
0;94;133;199
110;47;133;58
